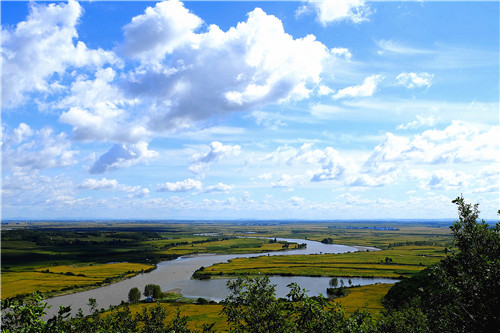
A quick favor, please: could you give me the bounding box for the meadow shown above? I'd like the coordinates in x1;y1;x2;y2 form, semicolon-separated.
0;225;298;299
1;262;154;299
125;303;229;332
334;283;394;316
194;244;446;279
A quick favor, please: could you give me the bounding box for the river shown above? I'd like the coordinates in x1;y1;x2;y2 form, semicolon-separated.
44;238;389;317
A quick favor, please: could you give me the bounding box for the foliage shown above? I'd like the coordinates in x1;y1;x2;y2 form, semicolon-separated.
384;196;500;332
1;294;214;333
128;287;141;303
222;275;376;333
144;284;162;299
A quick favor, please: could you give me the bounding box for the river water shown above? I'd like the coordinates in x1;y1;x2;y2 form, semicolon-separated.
44;238;391;317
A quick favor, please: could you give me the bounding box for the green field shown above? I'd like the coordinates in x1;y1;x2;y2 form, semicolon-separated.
195;244;446;279
1;225;299;299
334;283;394;316
1;262;154;299
126;303;229;332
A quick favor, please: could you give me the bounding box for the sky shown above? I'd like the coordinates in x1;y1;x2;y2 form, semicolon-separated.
1;0;499;220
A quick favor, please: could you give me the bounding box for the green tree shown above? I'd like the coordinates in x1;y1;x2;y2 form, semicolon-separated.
128;287;141;303
222;275;376;333
384;196;500;332
329;277;338;287
144;284;162;299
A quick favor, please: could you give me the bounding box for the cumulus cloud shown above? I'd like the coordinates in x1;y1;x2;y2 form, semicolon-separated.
122;5;331;131
121;0;202;63
297;0;371;26
365;122;499;171
333;75;383;99
409;169;473;191
265;143;354;183
90;141;158;174
189;141;241;175
1;0;118;108
77;178;150;197
58;67;148;143
271;174;303;188
156;178;202;192
396;72;434;89
2;124;78;172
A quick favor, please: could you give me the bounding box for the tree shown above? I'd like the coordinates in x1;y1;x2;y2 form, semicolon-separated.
144;284;162;299
329;277;338;287
384;196;500;332
128;287;141;303
222;275;376;333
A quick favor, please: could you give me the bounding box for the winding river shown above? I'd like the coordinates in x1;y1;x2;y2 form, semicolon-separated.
44;238;391;317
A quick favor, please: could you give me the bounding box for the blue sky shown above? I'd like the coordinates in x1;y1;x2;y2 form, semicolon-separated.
1;0;498;220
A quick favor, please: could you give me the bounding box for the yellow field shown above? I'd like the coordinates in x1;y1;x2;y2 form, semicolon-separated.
335;283;394;316
1;262;154;299
127;303;228;332
199;245;445;278
160;238;297;255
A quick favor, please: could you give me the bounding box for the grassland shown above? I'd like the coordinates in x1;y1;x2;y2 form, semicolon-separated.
1;226;298;299
124;303;229;332
334;283;394;316
1;262;154;299
195;244;446;279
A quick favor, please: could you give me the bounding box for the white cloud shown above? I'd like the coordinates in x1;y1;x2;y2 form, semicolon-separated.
409;169;473;191
348;174;395;187
376;39;432;56
203;183;234;194
249;111;287;129
271;174;303;188
330;47;352;59
78;178;119;190
309;104;345;119
397;115;437;130
2;124;78;172
288;196;306;207
121;0;202;63
157;178;202;192
318;85;334;96
297;0;371;26
333;75;383;99
257;173;273;180
58;68;148;143
77;178;150;197
396;72;434;89
189;141;241;175
365;122;499;168
1;0;118;108
123;7;331;132
89;141;158;174
264;143;355;183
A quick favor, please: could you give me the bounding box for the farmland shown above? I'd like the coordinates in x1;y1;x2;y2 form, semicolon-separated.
1;262;154;299
1;220;453;318
194;244;446;279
